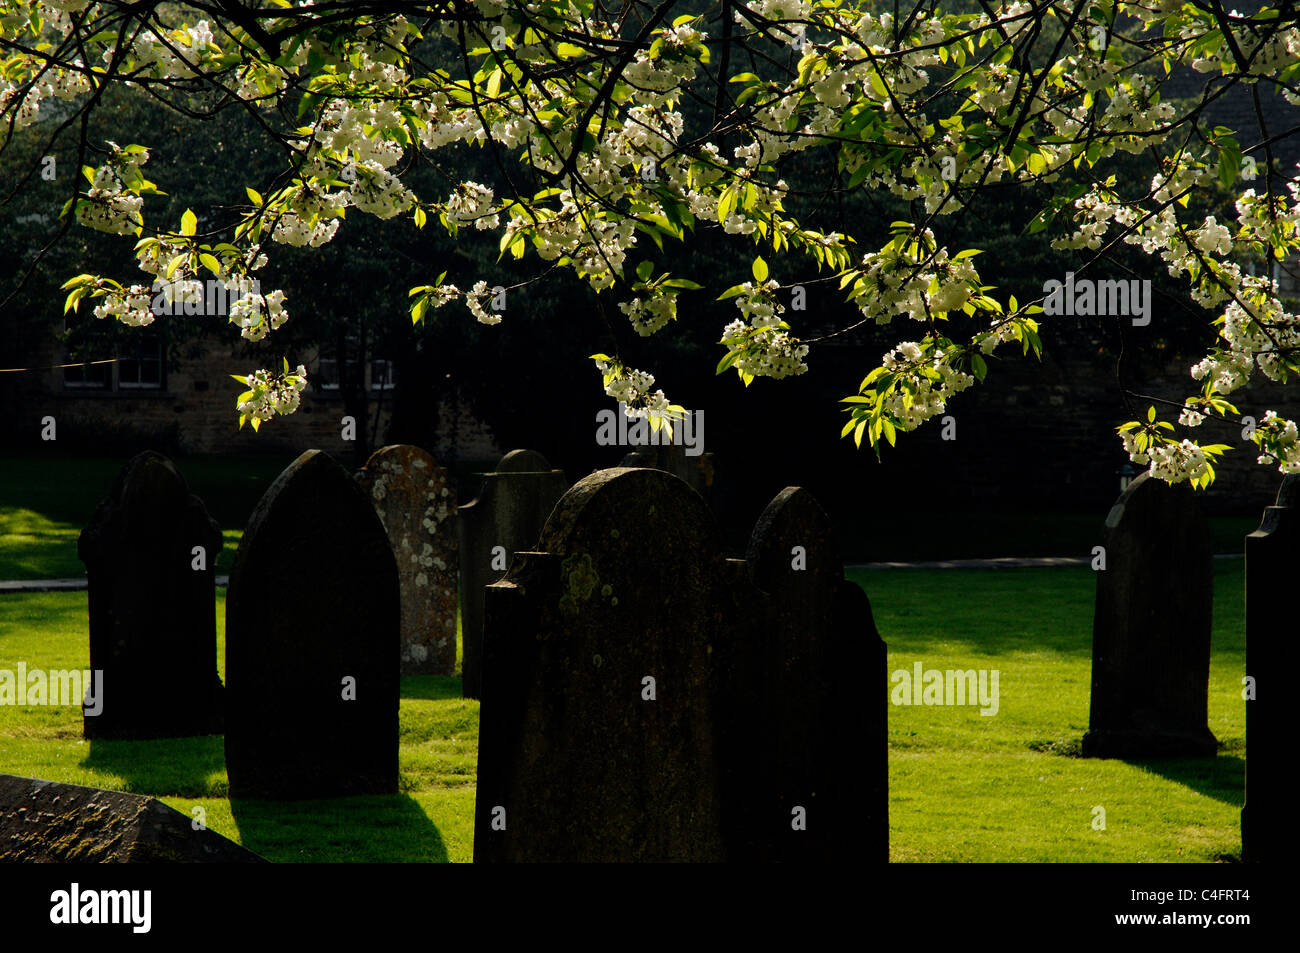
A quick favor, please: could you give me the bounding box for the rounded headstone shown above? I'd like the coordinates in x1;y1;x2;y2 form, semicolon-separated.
78;451;223;739
356;445;458;676
495;449;553;473
225;450;399;799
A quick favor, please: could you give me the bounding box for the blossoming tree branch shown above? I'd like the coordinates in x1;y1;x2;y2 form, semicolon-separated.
2;0;1298;482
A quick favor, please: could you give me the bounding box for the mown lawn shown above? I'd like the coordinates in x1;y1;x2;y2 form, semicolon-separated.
0;562;1245;862
0;588;477;862
853;561;1245;862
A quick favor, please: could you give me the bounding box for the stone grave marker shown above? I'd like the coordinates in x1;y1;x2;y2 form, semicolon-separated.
717;486;887;862
457;449;567;698
1242;474;1299;861
474;467;725;861
78;451;223;739
1082;472;1217;758
225;450;399;799
356;445;457;676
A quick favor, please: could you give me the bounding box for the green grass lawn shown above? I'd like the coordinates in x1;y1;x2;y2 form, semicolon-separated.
854;561;1245;862
0;589;478;862
0;562;1244;862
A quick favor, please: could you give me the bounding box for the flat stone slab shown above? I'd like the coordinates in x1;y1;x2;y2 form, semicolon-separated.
0;774;264;862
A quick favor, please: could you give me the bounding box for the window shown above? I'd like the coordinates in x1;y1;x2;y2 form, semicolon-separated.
116;330;163;389
315;328;395;393
370;359;397;392
61;321;164;392
62;321;112;390
62;359;110;389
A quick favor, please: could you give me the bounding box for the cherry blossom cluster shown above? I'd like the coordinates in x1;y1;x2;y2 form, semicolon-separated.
234;365;309;431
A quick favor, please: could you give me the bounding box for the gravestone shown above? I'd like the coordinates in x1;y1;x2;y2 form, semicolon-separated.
77;451;223;739
1082;472;1217;758
0;774;263;862
457;449;567;698
225;450;399;799
1242;475;1299;862
717;487;887;862
475;467;726;861
474;468;888;862
356;445;458;676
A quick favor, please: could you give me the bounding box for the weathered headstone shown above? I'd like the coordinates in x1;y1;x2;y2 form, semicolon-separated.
473;468;888;862
457;449;567;698
225;450;399;799
356;445;458;676
1082;472;1217;758
0;774;263;862
1242;475;1298;862
77;451;223;739
717;487;887;862
475;467;726;861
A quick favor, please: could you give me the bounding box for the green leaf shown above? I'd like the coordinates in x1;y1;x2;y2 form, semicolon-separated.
199;253;221;276
1147;405;1157;423
246;187;263;207
181;209;197;237
636;260;653;282
752;256;769;282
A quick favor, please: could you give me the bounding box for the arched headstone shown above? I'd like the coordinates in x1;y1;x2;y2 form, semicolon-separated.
78;451;223;739
722;487;887;861
356;445;457;676
225;450;399;799
1083;473;1217;758
475;468;725;861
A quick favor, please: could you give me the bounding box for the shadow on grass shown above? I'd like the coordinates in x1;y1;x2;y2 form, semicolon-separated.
401;675;463;701
230;793;448;862
83;735;227;798
1125;754;1245;808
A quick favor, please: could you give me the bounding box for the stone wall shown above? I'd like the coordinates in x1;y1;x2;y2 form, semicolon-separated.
1;336;500;461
